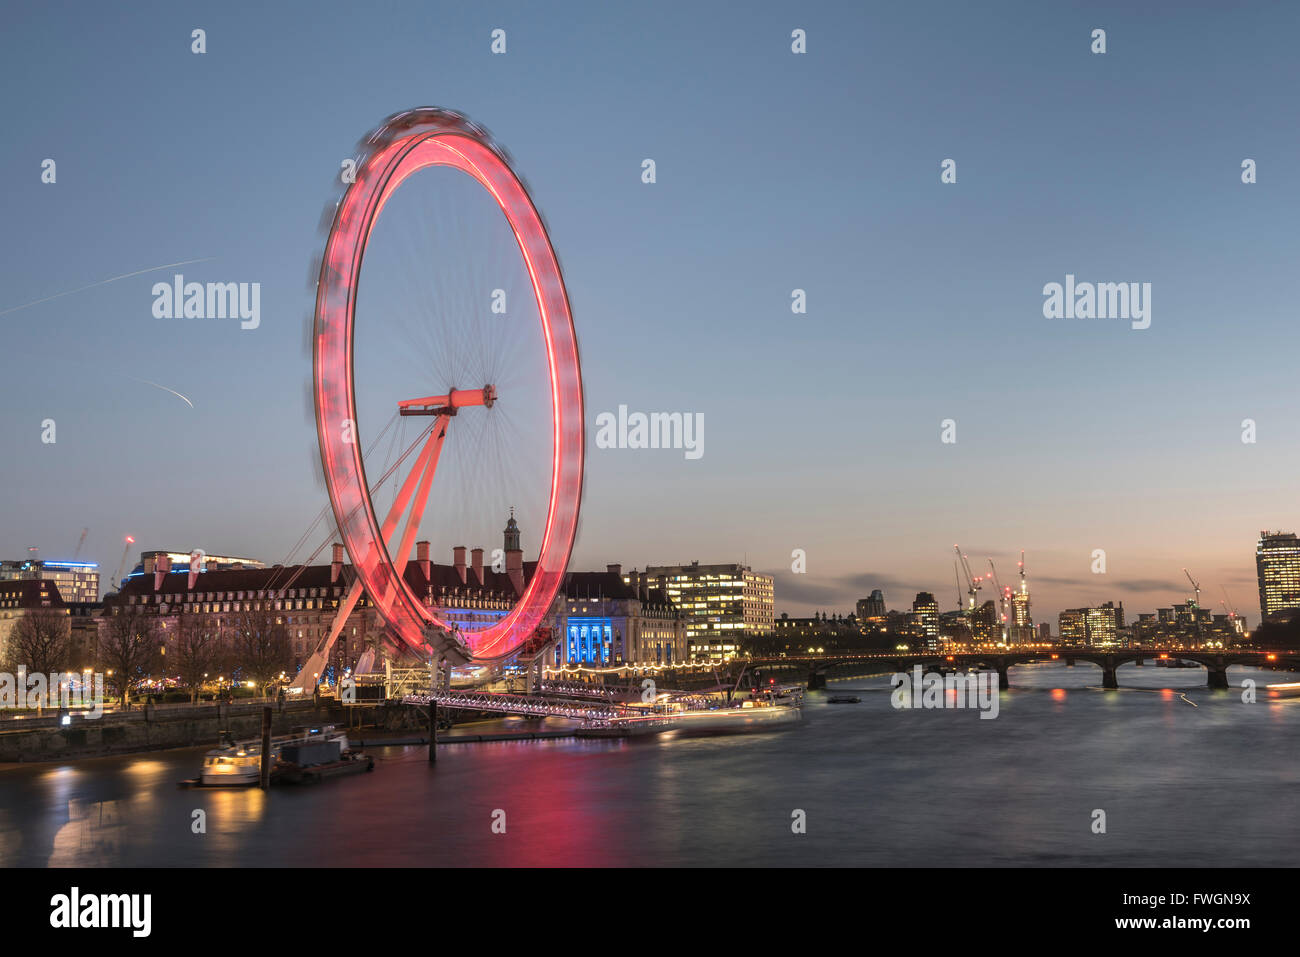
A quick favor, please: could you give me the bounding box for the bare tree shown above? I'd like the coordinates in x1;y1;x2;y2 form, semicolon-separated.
3;608;72;710
226;607;293;697
100;604;162;709
172;613;224;703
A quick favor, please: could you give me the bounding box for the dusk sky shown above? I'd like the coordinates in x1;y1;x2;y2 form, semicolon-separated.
2;1;1298;627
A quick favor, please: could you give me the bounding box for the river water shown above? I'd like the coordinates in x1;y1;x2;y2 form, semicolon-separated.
1;661;1297;867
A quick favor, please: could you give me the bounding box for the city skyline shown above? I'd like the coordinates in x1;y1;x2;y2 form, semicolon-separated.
5;523;1284;632
4;3;1299;634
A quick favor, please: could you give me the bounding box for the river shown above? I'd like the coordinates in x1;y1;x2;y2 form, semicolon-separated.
1;661;1297;866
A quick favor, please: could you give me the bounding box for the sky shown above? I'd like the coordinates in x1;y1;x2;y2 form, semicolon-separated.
1;1;1298;627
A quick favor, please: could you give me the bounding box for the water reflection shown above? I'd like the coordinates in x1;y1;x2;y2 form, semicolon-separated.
0;662;1295;867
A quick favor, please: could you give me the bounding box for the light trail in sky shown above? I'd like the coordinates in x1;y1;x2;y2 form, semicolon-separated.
125;376;194;408
0;257;215;317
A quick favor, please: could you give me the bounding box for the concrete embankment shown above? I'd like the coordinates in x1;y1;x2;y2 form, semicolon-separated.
353;730;580;746
0;699;338;762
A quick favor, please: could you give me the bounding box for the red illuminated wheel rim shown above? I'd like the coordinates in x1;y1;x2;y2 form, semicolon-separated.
313;108;583;664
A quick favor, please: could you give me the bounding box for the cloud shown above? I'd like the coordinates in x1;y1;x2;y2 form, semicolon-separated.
768;570;921;610
1032;575;1182;594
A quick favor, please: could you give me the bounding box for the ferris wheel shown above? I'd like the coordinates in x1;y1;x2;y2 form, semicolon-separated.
311;108;584;668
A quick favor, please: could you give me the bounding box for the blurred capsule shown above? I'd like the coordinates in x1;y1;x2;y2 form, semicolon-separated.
308;441;327;490
318;198;341;236
302;309;316;359
306;253;323;292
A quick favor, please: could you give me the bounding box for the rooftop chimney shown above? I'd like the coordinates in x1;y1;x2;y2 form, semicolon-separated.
417;541;431;581
507;549;523;597
631;570;648;601
331;543;344;584
188;551;202;590
607;563;622;577
470;547;484;587
453;545;467;584
153;554;170;591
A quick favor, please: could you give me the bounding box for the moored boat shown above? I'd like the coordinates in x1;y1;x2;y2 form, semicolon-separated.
187;725;351;788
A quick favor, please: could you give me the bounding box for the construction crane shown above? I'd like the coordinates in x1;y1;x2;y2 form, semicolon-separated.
72;527;88;560
987;559;1011;645
1183;568;1203;645
1016;550;1031;644
111;536;136;590
954;545;982;614
1220;586;1243;635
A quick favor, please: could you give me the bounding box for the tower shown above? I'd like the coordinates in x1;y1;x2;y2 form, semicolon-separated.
504;508;524;596
1257;531;1300;620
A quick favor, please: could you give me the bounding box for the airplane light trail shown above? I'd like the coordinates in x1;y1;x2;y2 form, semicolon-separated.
126;376;194;408
0;257;215;317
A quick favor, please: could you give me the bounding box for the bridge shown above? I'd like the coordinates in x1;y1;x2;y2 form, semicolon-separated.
736;649;1300;691
403;688;626;721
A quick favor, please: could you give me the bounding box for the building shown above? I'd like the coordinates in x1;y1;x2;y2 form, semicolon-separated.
1058;609;1085;644
105;518;533;680
1131;602;1241;646
0;578;68;659
971;599;999;643
912;592;939;649
640;562;775;661
1010;591;1033;644
101;515;685;683
857;590;886;620
122;550;265;586
1059;602;1123;646
1085;603;1122;645
1256;531;1300;621
556;566;686;667
939;609;972;643
0;559;100;604
770;612;862;652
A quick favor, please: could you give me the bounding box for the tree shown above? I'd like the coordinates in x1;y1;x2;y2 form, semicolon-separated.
3;608;72;710
226;607;293;697
100;604;162;709
172;613;224;703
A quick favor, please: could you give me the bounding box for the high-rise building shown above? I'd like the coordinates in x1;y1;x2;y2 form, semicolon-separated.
0;559;100;604
971;599;999;643
1058;609;1086;644
641;561;775;661
1010;591;1033;643
857;589;886;620
1256;531;1300;620
912;591;939;648
1061;602;1122;646
1084;603;1121;646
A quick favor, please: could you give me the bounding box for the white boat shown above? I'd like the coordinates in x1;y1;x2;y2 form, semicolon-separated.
668;698;801;733
198;726;349;787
